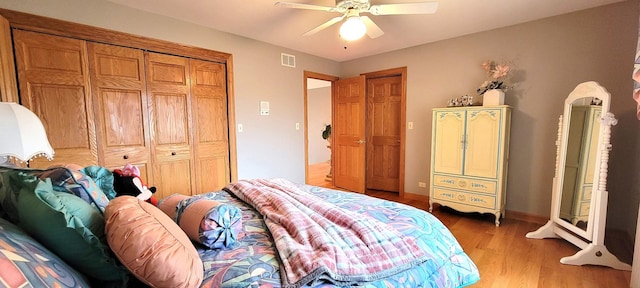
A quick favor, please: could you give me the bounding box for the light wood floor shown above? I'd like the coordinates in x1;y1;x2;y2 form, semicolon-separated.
307;163;633;288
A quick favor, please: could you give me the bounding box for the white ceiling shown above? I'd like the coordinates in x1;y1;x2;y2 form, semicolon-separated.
106;0;624;62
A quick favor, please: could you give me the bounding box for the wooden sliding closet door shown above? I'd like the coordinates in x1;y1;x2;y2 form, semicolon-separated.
190;59;231;192
13;30;96;168
87;43;153;182
146;52;194;198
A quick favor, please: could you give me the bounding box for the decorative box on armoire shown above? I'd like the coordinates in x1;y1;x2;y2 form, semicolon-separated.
429;106;511;226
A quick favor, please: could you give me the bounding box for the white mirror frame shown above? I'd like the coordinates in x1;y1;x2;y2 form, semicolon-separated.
554;82;609;239
526;81;630;270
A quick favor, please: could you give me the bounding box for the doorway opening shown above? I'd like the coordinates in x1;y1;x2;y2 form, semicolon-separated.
304;71;338;188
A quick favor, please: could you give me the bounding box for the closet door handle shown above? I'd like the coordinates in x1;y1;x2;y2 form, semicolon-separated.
171;152;176;156
123;155;129;160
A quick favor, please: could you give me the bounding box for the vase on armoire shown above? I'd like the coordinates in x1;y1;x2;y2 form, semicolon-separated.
483;89;505;106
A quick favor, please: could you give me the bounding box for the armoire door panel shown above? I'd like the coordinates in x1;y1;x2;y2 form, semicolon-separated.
584;110;601;183
432;111;465;175
191;59;230;192
465;110;500;178
87;42;151;176
13;29;96;168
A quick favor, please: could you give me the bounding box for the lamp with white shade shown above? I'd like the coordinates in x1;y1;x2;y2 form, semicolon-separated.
0;102;54;166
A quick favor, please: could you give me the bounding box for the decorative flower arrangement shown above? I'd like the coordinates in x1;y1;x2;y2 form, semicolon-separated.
477;60;511;96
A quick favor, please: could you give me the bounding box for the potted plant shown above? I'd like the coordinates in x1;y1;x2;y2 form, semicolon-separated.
322;124;331;142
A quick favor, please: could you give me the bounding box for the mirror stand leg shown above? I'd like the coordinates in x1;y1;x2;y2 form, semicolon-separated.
525;220;558;239
560;244;632;271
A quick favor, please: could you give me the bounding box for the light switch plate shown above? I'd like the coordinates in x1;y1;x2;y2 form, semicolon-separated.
260;101;269;115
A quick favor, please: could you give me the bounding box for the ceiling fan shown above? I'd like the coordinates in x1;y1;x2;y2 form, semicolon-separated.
274;0;438;41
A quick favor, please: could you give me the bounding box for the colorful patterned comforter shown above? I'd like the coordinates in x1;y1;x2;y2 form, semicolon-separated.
197;182;480;288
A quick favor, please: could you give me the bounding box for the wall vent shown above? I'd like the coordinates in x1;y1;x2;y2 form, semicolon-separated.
281;53;296;68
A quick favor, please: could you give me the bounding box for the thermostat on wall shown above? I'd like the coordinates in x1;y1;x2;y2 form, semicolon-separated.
260;101;270;116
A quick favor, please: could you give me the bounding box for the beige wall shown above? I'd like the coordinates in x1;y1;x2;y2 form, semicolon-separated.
341;1;639;236
1;0;638;237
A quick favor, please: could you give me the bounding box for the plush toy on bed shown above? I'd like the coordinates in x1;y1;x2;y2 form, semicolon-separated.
112;164;158;206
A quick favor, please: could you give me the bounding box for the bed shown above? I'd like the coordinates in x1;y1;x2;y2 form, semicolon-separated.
0;165;479;288
193;179;480;288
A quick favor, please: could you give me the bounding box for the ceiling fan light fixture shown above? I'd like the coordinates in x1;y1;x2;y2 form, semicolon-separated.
339;16;366;41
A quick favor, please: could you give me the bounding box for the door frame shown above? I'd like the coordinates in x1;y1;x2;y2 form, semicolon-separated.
304;71;339;184
362;67;407;197
303;68;406;197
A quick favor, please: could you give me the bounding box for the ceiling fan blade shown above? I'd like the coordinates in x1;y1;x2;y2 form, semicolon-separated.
303;16;344;36
369;2;438;15
360;16;384;39
274;2;336;12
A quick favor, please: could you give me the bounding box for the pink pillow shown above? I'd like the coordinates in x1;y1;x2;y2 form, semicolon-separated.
104;196;203;288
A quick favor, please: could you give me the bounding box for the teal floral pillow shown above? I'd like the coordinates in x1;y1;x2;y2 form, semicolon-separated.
0;171;128;282
0;166;110;214
80;165;116;200
0;217;91;287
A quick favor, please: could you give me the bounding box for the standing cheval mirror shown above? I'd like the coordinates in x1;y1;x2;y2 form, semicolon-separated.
526;81;631;270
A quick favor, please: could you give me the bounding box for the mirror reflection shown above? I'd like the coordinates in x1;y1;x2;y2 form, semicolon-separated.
558;98;601;231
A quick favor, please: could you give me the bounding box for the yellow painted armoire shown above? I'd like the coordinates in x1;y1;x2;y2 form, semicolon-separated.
429;106;511;226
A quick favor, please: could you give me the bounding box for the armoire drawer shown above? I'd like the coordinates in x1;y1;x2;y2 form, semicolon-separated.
432;188;496;209
432;175;497;195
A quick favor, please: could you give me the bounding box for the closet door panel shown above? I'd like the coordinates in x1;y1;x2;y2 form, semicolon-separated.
190;59;230;193
154;94;189;144
146;52;194;197
155;160;192;199
88;42;152;182
13;29;96;168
